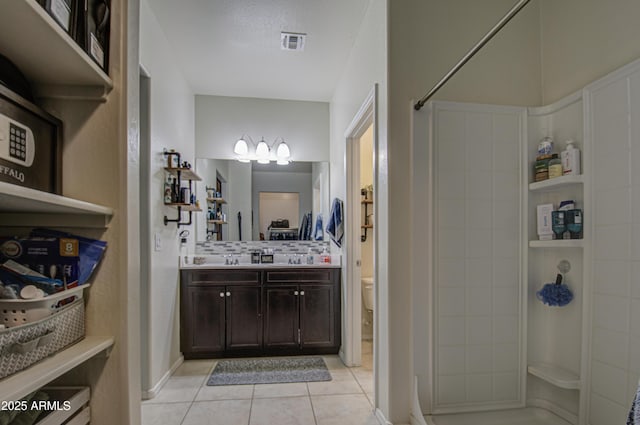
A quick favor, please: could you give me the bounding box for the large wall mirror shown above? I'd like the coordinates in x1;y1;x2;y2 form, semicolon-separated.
195;159;330;242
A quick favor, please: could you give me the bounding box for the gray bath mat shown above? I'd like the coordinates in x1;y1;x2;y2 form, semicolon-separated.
207;357;331;386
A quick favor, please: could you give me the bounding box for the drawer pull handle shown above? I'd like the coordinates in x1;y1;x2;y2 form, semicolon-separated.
226;291;231;297
220;292;225;297
294;291;299;296
300;291;305;296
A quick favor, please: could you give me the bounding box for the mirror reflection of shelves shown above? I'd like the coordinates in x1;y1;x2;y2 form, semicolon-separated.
268;228;299;241
206;190;227;240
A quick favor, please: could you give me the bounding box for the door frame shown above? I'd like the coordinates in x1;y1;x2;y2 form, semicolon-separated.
343;85;377;367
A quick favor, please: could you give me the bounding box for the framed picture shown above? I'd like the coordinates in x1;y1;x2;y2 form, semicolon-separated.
39;0;76;35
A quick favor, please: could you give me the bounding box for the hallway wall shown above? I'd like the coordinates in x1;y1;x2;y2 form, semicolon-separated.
329;0;388;418
140;0;196;395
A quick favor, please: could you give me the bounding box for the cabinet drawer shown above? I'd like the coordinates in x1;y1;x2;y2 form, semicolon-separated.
266;269;335;284
184;270;261;285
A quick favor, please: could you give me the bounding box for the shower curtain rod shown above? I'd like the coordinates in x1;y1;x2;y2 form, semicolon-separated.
414;0;531;111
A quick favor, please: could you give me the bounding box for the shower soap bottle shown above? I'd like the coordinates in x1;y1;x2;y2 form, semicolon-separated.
561;140;581;176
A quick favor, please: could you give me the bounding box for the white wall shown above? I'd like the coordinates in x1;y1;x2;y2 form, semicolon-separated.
329;0;389;417
140;0;196;394
586;61;640;425
195;95;329;161
540;0;640;104
429;103;525;412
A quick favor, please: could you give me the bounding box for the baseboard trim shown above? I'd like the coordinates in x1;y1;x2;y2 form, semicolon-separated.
411;376;428;425
375;408;393;424
142;355;184;400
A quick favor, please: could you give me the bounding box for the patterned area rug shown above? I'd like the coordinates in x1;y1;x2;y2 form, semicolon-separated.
207;357;331;386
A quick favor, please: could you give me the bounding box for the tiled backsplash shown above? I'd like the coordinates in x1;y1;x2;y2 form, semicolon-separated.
196;240;330;255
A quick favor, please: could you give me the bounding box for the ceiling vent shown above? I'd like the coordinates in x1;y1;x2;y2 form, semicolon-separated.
281;32;306;51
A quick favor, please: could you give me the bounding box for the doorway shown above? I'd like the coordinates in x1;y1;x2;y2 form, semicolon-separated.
344;86;377;390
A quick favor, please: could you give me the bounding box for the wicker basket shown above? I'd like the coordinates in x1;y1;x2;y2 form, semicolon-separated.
0;285;85;328
0;299;85;379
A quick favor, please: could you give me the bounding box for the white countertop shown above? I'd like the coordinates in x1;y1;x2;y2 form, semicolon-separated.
180;254;342;269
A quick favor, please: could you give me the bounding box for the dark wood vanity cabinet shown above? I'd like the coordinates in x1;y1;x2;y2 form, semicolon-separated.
181;268;340;358
181;270;263;359
264;269;340;355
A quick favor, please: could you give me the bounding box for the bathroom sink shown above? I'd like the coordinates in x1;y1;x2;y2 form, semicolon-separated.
180;254;341;269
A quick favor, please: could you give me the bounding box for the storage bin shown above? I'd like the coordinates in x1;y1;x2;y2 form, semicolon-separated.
0;285;85;327
36;387;90;425
0;299;84;379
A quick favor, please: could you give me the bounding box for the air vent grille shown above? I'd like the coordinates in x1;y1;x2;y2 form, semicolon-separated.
281;32;306;51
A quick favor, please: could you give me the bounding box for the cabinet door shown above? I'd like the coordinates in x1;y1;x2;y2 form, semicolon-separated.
264;286;299;349
183;285;225;355
226;285;263;351
300;284;336;349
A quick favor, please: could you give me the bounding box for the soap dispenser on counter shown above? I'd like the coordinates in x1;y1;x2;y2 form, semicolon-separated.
320;247;331;264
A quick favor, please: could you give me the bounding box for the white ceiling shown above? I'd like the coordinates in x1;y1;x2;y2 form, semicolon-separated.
145;0;372;102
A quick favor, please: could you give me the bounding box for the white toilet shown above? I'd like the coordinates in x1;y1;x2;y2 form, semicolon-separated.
362;277;374;312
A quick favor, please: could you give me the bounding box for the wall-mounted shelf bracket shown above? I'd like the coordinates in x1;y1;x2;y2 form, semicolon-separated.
361;194;373;242
164;206;193;227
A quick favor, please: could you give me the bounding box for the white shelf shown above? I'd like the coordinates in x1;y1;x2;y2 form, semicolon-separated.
0;0;112;101
0;181;113;227
529;175;584;192
529;239;584;248
0;336;114;403
528;362;581;390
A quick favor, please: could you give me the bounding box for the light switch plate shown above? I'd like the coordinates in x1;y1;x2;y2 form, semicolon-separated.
154;233;162;251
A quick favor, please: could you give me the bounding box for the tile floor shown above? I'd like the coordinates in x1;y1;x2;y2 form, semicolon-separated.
142;340;376;425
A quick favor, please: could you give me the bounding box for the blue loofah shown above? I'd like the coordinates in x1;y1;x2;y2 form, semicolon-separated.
537;273;573;306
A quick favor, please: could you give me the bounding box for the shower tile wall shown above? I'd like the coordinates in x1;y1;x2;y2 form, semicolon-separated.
588;64;640;424
433;104;524;411
196;240;330;255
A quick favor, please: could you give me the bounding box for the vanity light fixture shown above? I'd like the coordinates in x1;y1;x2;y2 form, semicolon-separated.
255;138;271;164
232;136;292;164
276;139;291;164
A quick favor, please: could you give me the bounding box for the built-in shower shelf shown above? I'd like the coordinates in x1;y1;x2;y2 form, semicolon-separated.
529;240;584;248
528;362;581;389
529;175;584;192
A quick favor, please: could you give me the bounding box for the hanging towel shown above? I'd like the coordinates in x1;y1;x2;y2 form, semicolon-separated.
326;198;344;248
628;379;640;424
298;212;313;240
298;214;308;240
313;214;324;241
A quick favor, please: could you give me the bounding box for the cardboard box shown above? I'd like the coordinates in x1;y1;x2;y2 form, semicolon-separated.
537;204;554;240
0;237;79;288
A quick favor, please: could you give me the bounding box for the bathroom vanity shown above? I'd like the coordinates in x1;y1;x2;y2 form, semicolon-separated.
180;264;341;359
